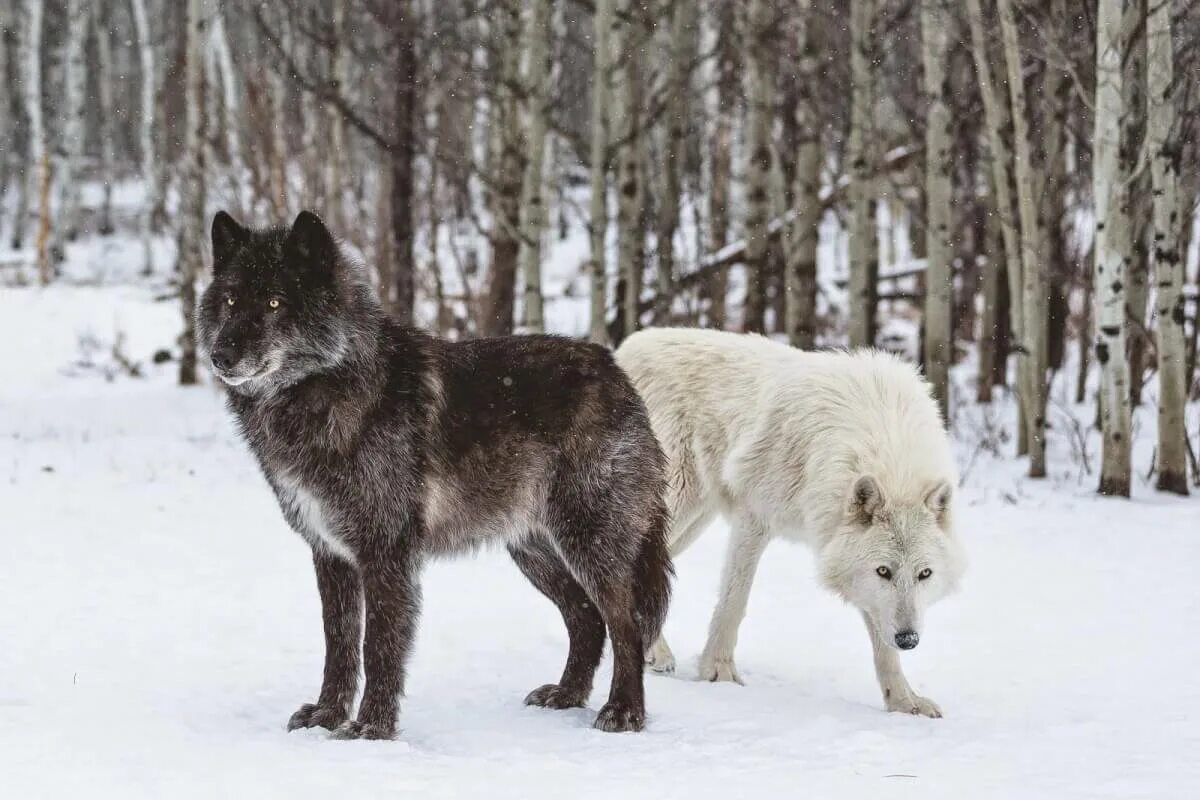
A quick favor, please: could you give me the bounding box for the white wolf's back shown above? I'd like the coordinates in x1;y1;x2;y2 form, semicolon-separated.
615;328;956;542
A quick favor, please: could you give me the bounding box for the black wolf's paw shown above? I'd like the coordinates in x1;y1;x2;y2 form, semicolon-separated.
286;703;348;732
593;701;646;733
524;683;589;710
330;719;396;741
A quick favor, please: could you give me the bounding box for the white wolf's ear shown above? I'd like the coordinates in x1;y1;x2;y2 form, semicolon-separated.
849;475;885;525
924;481;952;525
285;211;338;281
211;211;248;272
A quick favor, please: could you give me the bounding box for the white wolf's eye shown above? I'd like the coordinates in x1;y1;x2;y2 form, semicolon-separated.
918;568;933;581
876;566;892;580
268;298;280;309
225;296;235;306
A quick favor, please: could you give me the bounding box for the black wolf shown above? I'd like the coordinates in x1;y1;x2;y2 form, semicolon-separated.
196;211;671;739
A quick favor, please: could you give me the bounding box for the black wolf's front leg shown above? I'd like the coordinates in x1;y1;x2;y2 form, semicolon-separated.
331;545;421;741
287;551;363;732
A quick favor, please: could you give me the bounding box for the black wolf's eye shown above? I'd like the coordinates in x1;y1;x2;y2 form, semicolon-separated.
876;566;892;580
225;296;235;306
918;568;933;581
268;298;281;310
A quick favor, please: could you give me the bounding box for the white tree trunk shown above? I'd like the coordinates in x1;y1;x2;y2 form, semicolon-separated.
57;0;90;243
1092;0;1133;495
207;6;243;217
129;0;157;271
847;0;877;348
741;0;771;335
998;0;1048;478
615;0;644;338
517;0;554;333
1147;0;1188;494
587;0;614;343
19;0;48;280
921;0;953;423
93;3;116;235
786;0;821;350
178;0;211;386
654;0;693;325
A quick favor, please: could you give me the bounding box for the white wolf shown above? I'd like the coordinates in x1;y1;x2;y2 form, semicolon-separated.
615;328;966;717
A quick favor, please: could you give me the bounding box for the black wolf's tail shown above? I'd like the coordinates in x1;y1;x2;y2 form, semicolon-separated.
633;504;674;651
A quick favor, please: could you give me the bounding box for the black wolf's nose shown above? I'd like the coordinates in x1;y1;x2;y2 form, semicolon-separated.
895;631;919;650
211;346;238;372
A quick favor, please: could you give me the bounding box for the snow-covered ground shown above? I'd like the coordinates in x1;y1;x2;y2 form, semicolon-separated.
3;273;1199;799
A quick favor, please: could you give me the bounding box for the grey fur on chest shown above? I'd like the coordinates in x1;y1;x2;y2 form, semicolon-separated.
273;472;357;563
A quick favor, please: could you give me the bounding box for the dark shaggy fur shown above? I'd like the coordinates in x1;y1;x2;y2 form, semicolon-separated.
196;210;672;739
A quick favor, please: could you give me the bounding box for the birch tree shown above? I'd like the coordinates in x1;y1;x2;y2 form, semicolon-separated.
587;0;614;343
786;0;821;350
130;0;157;270
178;0;211;386
998;0;1048;477
704;1;737;329
58;0;90;242
654;0;694;325
19;0;50;282
93;3;116;235
518;0;554;333
1147;0;1188;494
1092;0;1133;496
921;0;953;422
326;1;347;233
847;0;878;348
741;0;771;335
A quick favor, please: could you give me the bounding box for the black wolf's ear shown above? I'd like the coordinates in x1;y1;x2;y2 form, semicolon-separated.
284;211;337;282
924;481;952;525
211;211;248;272
849;475;885;525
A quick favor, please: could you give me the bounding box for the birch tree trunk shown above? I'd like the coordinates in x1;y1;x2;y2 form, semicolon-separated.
1092;0;1133;496
58;0;89;243
265;17;289;220
93;3;115;235
786;0;821;350
389;1;418;326
518;0;554;333
998;0;1048;477
921;0;953;423
587;0;614;343
615;0;644;339
178;0;210;386
1147;0;1188;494
704;1;736;330
129;0;157;270
654;0;693;325
483;0;525;337
847;0;877;348
19;0;48;280
741;0;771;335
1120;4;1149;408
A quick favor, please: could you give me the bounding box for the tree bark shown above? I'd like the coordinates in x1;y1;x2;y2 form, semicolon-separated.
786;4;821;351
703;0;736;330
615;0;644;340
57;0;89;244
847;0;878;348
19;0;46;277
921;0;953;422
741;0;772;335
1147;0;1188;494
483;0;525;337
587;0;614;344
390;2;418;327
654;0;693;325
178;0;210;386
1093;0;1133;496
326;0;347;233
93;2;116;236
998;0;1048;478
518;0;554;333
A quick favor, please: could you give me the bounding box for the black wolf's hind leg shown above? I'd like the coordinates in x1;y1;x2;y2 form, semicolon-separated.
288;550;362;732
509;539;606;710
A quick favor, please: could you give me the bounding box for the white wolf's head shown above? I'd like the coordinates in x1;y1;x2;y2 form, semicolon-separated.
819;475;966;651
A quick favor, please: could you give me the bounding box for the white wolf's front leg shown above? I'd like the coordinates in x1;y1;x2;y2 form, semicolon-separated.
698;516;770;684
645;636;676;673
862;613;942;718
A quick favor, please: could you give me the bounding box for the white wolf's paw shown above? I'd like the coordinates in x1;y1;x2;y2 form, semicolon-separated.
698;651;743;685
645;639;676;674
885;691;943;718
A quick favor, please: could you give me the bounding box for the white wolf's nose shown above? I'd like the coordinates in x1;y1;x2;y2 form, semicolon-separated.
895;631;919;650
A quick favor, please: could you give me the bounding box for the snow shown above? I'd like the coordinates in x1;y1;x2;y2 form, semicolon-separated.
3;274;1200;799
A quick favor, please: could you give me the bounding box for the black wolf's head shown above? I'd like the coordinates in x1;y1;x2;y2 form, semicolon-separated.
197;210;379;395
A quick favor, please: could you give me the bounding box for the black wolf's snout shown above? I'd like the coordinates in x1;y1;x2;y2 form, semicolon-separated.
894;630;919;650
211;343;239;371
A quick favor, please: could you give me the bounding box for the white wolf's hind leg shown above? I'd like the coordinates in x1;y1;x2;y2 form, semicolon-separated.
862;613;942;718
698;515;770;684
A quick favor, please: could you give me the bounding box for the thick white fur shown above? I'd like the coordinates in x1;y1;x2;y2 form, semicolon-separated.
615;328;966;717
